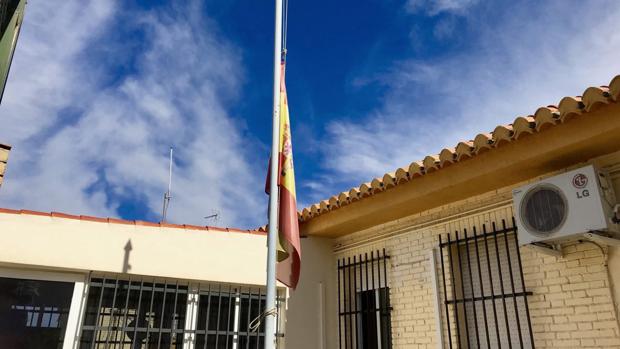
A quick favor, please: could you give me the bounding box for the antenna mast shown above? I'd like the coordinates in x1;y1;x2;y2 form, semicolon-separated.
162;147;173;222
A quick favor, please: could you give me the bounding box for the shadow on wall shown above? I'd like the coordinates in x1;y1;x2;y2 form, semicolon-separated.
123;239;132;273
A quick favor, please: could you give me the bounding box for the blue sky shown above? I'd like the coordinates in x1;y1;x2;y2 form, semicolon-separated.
1;0;620;229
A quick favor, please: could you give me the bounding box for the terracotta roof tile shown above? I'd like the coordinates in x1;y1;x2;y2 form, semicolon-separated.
439;148;456;167
382;172;397;188
183;224;206;230
455;141;474;161
107;217;135;225
582;86;612;111
492;125;514;145
134;220;160;227
0;208;262;235
408;161;424;177
394;167;409;183
301;207;311;219
338;192;350;204
534;106;560;131
319;200;330;212
348;187;361;201
20;209;51;217
299;74;620;223
423;155;440;172
79;215;109;223
610;75;620;100
359;182;372;197
512;116;536;139
51;212;80;220
558;96;584;121
370;178;383;192
0;207;19;214
310;203;320;216
473;133;493;153
328;196;339;208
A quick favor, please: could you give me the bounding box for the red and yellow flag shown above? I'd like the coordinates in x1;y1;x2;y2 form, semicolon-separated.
266;63;302;289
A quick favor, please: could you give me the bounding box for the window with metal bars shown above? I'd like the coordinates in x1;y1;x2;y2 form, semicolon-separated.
80;278;189;348
337;249;393;349
79;277;282;349
438;219;535;349
194;284;272;349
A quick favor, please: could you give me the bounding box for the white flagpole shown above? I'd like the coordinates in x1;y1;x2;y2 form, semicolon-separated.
265;0;283;347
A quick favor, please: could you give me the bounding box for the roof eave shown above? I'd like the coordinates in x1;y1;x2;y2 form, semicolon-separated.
300;102;620;238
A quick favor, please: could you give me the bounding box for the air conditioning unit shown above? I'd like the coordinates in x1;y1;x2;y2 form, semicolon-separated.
513;165;619;246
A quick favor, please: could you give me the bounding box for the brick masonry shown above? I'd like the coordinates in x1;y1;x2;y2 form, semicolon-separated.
332;153;620;348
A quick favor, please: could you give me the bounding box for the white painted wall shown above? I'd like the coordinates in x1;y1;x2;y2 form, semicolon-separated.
0;213;267;286
284;237;338;349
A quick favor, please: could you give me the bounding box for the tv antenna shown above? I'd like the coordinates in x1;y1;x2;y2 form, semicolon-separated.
204;209;220;224
161;147;173;223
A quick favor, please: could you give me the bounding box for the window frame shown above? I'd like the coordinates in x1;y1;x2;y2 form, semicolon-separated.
0;267;88;349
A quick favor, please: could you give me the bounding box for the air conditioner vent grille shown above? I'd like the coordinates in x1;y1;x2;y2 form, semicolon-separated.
521;185;567;236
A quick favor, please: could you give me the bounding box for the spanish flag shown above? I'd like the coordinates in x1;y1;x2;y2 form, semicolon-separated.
266;62;302;289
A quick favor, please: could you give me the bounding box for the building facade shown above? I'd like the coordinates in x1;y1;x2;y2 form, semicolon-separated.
1;74;619;349
285;75;620;349
0;210;287;348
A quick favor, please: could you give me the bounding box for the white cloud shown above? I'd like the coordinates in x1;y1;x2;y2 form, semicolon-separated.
406;0;479;16
0;1;265;228
319;1;620;191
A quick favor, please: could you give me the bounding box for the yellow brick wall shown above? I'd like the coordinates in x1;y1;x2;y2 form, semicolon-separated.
333;151;620;348
522;242;620;348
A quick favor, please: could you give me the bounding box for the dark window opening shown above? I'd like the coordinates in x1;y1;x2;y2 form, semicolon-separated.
358;288;390;349
0;277;74;349
338;249;392;349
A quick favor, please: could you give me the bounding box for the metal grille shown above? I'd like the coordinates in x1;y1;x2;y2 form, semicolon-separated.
337;249;393;349
194;284;273;349
79;276;282;349
438;219;535;349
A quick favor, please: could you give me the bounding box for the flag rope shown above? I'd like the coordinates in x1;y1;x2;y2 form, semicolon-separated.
249;307;279;333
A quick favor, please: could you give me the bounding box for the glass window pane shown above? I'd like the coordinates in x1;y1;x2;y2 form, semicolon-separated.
0;277;74;349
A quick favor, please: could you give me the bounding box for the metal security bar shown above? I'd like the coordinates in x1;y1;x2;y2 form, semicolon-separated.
194;284;278;349
337;249;392;349
79;276;283;349
438;219;535;349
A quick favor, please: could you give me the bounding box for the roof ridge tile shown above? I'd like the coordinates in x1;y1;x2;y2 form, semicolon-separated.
0;207;20;214
0;207;258;235
51;212;80;220
299;75;620;223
